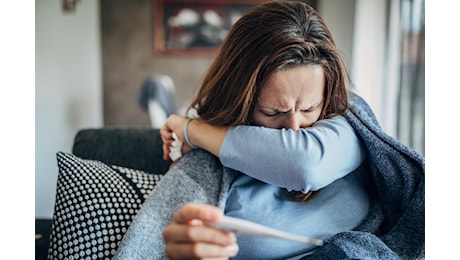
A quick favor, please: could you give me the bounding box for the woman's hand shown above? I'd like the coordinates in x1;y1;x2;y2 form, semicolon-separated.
163;203;239;260
160;114;228;163
160;114;193;161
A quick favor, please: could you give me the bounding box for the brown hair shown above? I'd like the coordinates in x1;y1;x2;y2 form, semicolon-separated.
189;0;351;200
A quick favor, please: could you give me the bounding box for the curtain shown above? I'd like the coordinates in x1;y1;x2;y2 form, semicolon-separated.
397;0;425;155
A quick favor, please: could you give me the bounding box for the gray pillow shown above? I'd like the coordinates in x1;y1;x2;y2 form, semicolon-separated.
48;152;163;259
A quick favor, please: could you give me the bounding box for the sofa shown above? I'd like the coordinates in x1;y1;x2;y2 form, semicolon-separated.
48;127;172;259
48;119;425;259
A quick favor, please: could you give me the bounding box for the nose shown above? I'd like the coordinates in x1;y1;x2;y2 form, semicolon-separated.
284;113;301;131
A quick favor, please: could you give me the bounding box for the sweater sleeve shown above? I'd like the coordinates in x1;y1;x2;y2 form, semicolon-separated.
219;116;367;192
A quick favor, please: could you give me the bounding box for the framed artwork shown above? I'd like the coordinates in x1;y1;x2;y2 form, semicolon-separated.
153;0;264;56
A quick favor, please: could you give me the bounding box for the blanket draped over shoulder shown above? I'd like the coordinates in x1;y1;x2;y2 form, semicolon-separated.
115;91;425;260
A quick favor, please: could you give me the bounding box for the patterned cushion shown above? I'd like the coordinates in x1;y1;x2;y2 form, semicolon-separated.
48;152;163;259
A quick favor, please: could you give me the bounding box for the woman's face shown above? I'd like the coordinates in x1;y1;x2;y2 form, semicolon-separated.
252;65;325;130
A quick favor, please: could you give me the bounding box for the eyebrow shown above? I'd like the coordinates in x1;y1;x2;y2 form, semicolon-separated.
303;101;323;110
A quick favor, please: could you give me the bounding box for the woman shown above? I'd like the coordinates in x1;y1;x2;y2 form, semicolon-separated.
161;66;369;259
115;1;425;259
159;1;369;258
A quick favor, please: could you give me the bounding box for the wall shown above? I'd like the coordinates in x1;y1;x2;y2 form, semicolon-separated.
101;0;214;126
318;0;356;73
35;0;103;218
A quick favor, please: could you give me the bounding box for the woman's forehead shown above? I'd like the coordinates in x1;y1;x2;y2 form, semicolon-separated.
258;65;325;106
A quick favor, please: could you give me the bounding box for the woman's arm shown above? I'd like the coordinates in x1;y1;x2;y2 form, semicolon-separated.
219;116;366;192
161;115;366;192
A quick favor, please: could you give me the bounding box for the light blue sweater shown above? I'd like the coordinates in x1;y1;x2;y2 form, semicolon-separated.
220;116;370;258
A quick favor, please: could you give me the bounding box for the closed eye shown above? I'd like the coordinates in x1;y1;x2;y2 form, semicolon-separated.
264;111;281;117
264;112;279;117
263;109;290;117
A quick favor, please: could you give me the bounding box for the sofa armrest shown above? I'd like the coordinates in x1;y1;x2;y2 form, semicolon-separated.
72;127;171;174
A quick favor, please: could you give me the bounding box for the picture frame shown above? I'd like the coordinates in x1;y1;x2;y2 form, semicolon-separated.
153;0;264;56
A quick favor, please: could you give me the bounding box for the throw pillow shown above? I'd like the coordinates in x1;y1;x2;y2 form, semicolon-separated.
48;152;163;259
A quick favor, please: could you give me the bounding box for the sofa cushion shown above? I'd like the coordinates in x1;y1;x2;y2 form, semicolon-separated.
48;152;164;259
72;128;172;174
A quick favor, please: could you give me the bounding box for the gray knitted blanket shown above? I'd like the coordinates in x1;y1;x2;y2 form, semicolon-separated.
115;91;425;259
302;92;425;259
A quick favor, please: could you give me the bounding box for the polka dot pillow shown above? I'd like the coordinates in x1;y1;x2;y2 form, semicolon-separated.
48;152;164;259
